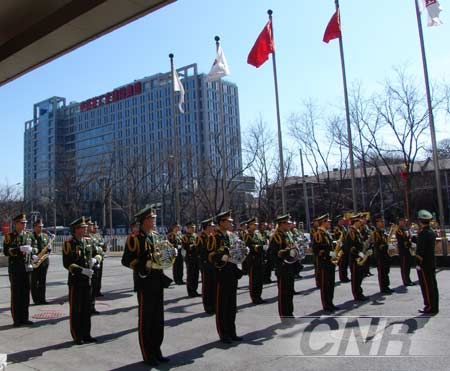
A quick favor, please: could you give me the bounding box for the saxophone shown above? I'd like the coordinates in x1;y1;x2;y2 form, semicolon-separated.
331;229;345;266
32;234;55;269
356;234;373;266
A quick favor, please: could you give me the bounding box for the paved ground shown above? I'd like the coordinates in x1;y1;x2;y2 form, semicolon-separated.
1;255;449;371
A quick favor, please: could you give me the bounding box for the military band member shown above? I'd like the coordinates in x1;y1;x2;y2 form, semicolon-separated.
244;218;266;304
198;217;216;314
30;219;51;305
3;213;34;326
121;206;169;366
371;216;394;294
270;214;296;319
261;222;274;284
334;215;350;283
360;213;374;277
346;214;369;301
310;217;321;288
129;220;140;293
396;216;415;286
85;217;103;315
240;220;251;275
413;210;439;315
168;223;184;285
209;210;244;343
183;221;200;297
289;221;303;279
315;214;339;312
92;222;106;297
63;217;101;344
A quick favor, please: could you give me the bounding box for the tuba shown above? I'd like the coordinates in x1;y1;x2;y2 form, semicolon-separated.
32;234;55;269
151;240;178;270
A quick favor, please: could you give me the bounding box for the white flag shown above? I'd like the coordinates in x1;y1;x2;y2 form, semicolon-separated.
419;0;443;26
206;45;230;82
172;68;185;113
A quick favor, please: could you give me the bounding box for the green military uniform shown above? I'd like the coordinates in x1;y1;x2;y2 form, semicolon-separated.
270;214;296;319
209;211;244;343
3;213;34;326
30;219;51;304
371;216;393;294
396;221;414;286
413;210;439;314
168;224;184;285
346;214;368;301
315;215;338;312
182;222;200;297
197;217;216;314
244;218;265;304
121;206;169;366
63;217;101;344
333;216;349;282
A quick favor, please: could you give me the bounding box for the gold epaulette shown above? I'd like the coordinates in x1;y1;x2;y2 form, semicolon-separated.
313;230;323;244
270;231;282;245
348;229;355;241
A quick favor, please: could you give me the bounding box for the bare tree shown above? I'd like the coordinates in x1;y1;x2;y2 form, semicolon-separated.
0;182;24;228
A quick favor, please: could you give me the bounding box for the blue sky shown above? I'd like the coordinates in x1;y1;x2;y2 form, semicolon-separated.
0;0;448;187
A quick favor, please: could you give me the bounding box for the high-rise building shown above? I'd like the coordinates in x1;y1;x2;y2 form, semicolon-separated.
24;63;245;227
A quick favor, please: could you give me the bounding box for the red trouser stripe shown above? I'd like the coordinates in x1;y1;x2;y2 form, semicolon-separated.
215;282;223;339
138;291;149;362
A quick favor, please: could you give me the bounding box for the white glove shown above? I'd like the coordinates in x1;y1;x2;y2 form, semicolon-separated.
181;249;187;258
289;249;297;258
245;247;250;255
263;244;269;251
329;251;337;258
81;268;94;278
221;254;229;262
173;248;178;257
32;255;39;262
145;260;153;270
90;258;97;267
411;242;417;249
416;265;421;271
358;252;365;259
20;245;32;254
388;244;396;250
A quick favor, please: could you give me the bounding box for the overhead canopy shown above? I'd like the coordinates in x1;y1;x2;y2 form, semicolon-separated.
0;0;175;86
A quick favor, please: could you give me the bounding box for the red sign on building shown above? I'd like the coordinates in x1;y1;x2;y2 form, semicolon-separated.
79;81;142;112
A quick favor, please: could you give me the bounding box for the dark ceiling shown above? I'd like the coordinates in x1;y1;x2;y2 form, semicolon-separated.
0;0;175;86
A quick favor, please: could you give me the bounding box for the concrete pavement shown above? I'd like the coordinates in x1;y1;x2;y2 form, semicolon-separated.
1;255;449;371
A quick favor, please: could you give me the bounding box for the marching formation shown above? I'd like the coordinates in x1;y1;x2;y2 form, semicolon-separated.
2;207;440;367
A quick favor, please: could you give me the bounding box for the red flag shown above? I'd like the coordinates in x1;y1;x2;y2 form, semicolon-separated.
323;10;341;43
247;21;274;68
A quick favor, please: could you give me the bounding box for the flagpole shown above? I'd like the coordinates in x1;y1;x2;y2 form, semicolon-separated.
333;0;357;212
215;36;229;210
169;53;181;224
267;9;287;214
414;0;447;255
300;148;311;231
